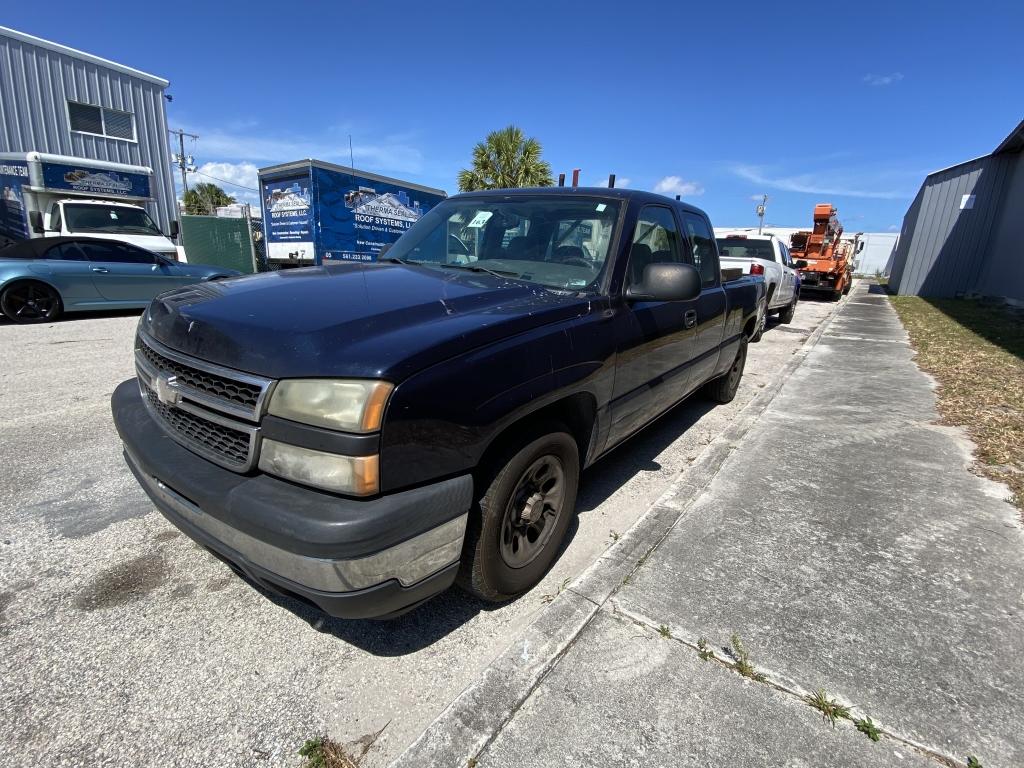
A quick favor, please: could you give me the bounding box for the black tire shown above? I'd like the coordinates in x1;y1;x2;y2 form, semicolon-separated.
1;281;63;323
705;336;748;404
458;427;580;602
778;295;797;324
831;289;842;302
842;279;852;296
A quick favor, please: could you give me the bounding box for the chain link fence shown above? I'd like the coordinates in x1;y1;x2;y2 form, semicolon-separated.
179;212;277;273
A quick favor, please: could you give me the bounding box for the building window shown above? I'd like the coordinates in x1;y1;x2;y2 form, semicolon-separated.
67;100;136;141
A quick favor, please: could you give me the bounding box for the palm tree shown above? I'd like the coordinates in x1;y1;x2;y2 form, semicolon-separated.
183;182;235;215
458;125;554;191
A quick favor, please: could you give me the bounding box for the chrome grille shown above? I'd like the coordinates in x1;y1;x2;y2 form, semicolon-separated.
141;381;254;470
138;342;262;410
135;330;273;471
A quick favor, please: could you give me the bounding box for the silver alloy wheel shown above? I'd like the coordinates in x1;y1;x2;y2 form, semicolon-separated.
500;454;566;569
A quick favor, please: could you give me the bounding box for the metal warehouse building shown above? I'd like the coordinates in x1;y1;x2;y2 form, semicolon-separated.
888;119;1024;304
0;26;176;231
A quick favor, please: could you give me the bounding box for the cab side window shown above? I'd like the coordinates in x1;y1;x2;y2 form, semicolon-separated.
46;243;88;261
626;206;682;289
681;213;719;287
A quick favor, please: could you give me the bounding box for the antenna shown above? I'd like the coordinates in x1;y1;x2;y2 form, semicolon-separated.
608;174;616;188
558;173;565;187
571;168;580;187
349;135;355;169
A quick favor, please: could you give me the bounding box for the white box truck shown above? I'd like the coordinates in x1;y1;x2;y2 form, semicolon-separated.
0;152;180;258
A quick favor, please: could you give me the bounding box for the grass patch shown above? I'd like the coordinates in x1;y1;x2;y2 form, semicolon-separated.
853;716;881;741
299;736;358;768
805;689;850;728
658;624;671;638
890;297;1024;510
696;637;714;661
726;634;765;682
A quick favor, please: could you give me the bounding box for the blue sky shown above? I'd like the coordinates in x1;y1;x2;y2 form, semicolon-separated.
8;0;1022;231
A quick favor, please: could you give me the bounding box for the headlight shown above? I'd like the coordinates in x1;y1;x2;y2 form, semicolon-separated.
259;439;379;496
267;379;393;432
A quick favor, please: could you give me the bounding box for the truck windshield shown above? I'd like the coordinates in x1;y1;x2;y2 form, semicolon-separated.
386;196;621;291
716;238;774;261
63;204;162;236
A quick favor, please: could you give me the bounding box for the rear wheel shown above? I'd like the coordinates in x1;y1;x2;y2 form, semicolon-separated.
1;281;62;323
831;289;842;301
458;427;580;601
705;336;747;404
778;294;797;324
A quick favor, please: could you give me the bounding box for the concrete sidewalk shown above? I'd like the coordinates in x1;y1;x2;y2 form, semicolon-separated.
395;283;1024;768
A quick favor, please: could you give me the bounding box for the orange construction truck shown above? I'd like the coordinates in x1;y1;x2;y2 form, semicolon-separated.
789;203;853;300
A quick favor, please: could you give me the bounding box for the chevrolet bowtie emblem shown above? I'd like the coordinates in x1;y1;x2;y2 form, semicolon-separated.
155;373;180;406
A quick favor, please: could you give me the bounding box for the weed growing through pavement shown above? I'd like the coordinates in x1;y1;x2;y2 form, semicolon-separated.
726;634;765;681
299;736;358;768
608;529;621;542
540;577;571;604
696;637;714;661
805;689;850;728
967;757;983;768
658;624;671;638
853;716;881;741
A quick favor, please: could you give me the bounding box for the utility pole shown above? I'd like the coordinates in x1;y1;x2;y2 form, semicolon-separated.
756;194;768;234
169;128;198;199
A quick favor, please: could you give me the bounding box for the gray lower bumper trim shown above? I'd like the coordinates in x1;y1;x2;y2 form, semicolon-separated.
125;448;467;592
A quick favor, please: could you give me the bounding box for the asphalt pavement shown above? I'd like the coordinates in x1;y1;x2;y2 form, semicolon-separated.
397;282;1024;768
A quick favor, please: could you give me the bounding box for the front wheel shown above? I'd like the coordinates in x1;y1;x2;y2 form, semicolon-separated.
705;336;748;404
458;428;580;602
1;281;63;323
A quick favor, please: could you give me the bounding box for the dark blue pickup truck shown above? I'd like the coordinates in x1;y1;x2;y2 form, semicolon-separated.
112;188;766;619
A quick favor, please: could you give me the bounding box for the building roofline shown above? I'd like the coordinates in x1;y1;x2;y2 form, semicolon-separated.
993;118;1024;155
0;26;169;87
258;159;447;197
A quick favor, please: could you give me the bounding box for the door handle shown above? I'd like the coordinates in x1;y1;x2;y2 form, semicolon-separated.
91;267;110;273
684;309;697;328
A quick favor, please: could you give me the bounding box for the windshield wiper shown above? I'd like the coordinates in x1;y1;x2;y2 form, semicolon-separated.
438;263;521;279
383;256;422;265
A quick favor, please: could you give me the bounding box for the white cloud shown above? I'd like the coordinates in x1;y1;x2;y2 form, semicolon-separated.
183;161;261;205
593;176;631;188
887;224;900;232
863;72;904;87
731;164;908;200
653;176;704;197
750;194;766;201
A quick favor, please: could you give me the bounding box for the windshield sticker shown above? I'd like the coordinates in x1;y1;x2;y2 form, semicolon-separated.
467;211;493;228
595;203;607;212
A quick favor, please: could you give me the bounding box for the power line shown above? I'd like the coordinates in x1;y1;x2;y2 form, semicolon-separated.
192;169;259;191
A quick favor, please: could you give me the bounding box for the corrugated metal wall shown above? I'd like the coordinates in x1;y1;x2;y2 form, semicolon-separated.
973;152;1024;303
889;154;1014;297
0;30;176;231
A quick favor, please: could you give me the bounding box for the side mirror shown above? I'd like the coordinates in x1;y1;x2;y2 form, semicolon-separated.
627;262;702;302
794;260;808;269
169;220;180;239
29;211;44;234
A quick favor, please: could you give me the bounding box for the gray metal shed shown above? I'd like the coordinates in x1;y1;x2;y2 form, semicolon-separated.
0;26;176;231
888;119;1024;304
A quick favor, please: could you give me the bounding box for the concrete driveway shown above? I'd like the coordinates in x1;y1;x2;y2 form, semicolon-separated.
0;297;836;768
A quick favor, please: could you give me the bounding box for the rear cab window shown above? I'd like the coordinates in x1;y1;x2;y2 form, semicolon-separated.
682;213;720;287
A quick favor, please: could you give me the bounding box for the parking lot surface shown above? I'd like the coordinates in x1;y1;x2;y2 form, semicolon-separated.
0;297;836;767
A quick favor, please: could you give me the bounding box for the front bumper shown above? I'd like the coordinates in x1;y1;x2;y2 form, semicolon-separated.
112;379;472;619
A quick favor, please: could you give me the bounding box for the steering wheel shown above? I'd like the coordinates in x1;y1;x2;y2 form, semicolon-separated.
561;257;594;269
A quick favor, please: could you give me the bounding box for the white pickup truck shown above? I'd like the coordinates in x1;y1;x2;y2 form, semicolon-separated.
715;232;801;325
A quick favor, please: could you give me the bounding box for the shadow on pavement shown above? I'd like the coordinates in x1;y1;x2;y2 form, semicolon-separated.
923;297;1024;361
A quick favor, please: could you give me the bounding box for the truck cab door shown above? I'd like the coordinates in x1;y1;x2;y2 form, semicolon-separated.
778;242;795;302
608;206;697;443
680;213;727;388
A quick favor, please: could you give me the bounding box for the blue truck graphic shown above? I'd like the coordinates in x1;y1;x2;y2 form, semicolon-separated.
258;160;446;266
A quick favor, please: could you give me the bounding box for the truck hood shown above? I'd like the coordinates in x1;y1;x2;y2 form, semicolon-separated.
141;263;592;380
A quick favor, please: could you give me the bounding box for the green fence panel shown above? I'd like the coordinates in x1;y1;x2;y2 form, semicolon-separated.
180;215;256;274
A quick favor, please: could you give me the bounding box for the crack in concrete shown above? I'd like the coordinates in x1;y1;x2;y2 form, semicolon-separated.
609;602;966;768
